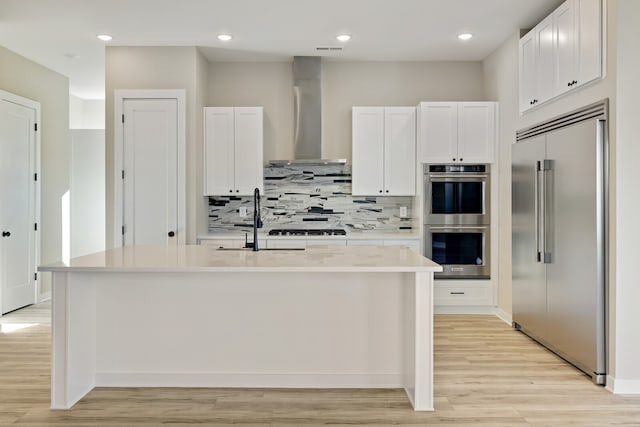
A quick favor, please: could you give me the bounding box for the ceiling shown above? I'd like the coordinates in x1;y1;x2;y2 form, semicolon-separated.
0;0;561;99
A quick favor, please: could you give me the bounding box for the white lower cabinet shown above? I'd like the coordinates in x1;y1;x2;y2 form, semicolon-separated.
266;239;307;249
383;239;421;253
434;282;494;306
306;239;347;246
347;239;384;246
347;238;420;253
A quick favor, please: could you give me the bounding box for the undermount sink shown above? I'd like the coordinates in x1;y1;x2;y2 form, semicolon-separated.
216;247;306;251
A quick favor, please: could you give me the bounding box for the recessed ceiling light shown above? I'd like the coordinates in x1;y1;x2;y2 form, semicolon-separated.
97;34;113;41
457;33;473;41
336;34;351;42
217;34;233;42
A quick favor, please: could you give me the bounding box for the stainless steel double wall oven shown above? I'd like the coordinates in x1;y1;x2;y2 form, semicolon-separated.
424;164;490;279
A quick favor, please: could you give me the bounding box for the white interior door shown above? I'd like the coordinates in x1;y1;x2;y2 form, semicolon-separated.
122;98;178;246
0;95;38;314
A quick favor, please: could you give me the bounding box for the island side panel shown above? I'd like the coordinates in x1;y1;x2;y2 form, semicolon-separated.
51;272;97;409
92;271;407;388
413;271;434;410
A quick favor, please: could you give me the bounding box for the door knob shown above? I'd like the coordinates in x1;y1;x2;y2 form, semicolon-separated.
2;231;10;237
168;231;175;237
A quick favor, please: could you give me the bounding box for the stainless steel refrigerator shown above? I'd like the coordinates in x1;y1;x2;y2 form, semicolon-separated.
512;101;607;385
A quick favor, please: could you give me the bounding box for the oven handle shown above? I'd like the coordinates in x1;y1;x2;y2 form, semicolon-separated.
427;174;489;179
427;226;489;231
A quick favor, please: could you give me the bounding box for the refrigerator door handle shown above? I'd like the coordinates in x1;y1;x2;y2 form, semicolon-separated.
535;161;542;263
542;159;553;263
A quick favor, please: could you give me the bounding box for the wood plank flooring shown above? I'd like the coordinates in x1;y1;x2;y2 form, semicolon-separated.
1;304;639;426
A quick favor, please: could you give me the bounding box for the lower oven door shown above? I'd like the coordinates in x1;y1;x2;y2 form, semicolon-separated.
425;225;490;279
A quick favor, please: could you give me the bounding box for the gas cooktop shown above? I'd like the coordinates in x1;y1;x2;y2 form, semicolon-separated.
268;228;347;236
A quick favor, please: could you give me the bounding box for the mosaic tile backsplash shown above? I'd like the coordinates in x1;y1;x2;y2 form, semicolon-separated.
208;165;415;234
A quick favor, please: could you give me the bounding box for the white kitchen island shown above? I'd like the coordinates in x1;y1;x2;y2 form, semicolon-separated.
39;245;441;411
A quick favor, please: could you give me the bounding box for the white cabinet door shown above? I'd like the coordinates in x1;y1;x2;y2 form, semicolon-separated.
266;239;307;249
352;107;385;195
576;0;603;86
418;103;457;163
383;239;421;253
419;102;495;164
234;107;263;195
384;107;416;196
204;107;263;196
306;239;347;246
555;0;577;96
204;107;234;195
346;239;384;246
519;30;537;112
536;14;556;105
457;103;495;164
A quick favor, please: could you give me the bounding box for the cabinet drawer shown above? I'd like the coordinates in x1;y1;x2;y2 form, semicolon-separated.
434;283;493;306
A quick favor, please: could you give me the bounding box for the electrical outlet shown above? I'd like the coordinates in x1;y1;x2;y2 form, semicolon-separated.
239;207;248;218
399;206;408;218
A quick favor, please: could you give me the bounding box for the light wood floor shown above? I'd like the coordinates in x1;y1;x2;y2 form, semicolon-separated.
1;304;639;426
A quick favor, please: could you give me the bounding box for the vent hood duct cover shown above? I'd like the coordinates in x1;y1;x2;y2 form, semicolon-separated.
269;56;346;166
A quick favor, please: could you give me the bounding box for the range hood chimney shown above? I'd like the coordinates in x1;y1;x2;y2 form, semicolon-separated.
269;56;346;166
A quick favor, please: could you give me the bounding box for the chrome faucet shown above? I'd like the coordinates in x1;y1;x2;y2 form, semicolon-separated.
253;187;263;251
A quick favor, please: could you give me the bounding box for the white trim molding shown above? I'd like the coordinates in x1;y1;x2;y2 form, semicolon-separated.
606;376;640;394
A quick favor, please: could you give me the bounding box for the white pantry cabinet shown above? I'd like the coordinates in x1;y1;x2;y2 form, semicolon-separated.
204;107;263;196
352;106;416;196
418;102;496;164
520;0;603;112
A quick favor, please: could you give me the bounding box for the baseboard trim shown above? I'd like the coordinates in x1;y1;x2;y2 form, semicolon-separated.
605;376;640;394
95;372;404;388
494;308;513;325
37;292;51;303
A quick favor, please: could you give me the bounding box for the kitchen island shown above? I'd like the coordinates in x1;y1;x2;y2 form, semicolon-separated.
39;245;441;411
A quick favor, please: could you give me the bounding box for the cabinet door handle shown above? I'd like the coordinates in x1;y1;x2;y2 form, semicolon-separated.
236;190;239;193
379;190;383;193
2;231;10;237
450;291;465;295
459;158;463;162
168;231;175;237
229;189;233;193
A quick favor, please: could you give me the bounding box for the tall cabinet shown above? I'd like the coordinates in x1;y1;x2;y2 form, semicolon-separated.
204;107;263;196
352;106;416;196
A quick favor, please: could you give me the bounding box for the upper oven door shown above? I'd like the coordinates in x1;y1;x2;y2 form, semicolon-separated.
425;173;490;225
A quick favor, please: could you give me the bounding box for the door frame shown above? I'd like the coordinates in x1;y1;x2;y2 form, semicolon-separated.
113;89;186;247
0;90;41;308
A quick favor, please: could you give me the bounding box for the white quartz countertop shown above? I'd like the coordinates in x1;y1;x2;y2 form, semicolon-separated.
39;245;441;273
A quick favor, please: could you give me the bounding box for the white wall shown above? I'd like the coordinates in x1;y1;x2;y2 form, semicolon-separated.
0;45;70;298
71;130;105;257
612;0;640;391
70;94;105;129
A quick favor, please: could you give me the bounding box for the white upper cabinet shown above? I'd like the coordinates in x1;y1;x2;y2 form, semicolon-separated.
519;31;537;112
419;102;495;164
520;0;603;113
352;106;416;196
204;106;263;196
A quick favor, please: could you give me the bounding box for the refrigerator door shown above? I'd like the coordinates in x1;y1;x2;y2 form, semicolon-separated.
512;135;547;341
544;119;606;379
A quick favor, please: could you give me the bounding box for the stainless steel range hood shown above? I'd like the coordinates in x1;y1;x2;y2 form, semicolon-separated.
269;56;346;166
